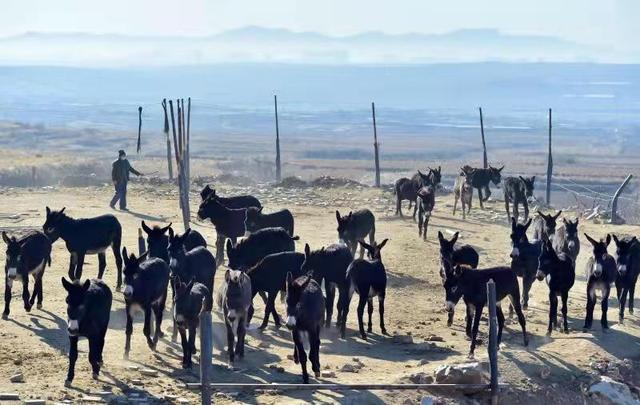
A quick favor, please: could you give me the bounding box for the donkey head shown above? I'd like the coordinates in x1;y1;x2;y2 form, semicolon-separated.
488;165;504;186
562;218;579;240
612;234;638;277
200;185;215;201
167;228;191;266
61;277;91;336
224;270;250;323
584;233;611;277
244;206;264;234
537;210;562;237
443;264;469;313
2;232;21;285
43;206;67;242
359;239;389;261
536;238;557;281
426;166;442;186
285;272;312;329
438;231;459;278
335;210;354;242
510;217;532;258
197;193;225;221
300;243;325;275
519;176;536;199
121;247;149;298
141;221;171;259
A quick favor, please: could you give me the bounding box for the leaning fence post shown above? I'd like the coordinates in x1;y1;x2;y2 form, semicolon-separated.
372;102;381;187
486;279;499;405
199;311;213;405
546;108;553;206
479;107;488;169
611;174;633;224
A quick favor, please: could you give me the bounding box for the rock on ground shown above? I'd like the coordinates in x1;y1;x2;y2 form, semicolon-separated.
588;376;639;405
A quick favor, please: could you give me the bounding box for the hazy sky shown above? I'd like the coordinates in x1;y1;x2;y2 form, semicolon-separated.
1;0;637;48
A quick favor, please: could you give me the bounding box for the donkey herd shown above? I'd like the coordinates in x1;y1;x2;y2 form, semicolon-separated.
2;164;639;385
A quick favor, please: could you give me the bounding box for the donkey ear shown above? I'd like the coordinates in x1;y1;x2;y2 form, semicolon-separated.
304;243;311;257
168;227;174;238
531;175;536;182
498;166;504;172
226;239;233;254
519;176;526;182
523;218;532;230
258;207;263;213
161;223;172;234
138;251;149;262
437;231;444;242
2;231;9;244
141;221;152;234
61;277;72;291
46;206;51;215
82;279;91;292
359;240;373;252
562;217;569;225
438;166;441;172
605;234;612;246
612;234;619;244
183;228;191;238
417;170;424;177
378;238;389;249
225;269;231;282
285;271;293;286
451;232;459;245
536;210;544;218
554;210;562;219
584;233;597;246
122;247;129;264
60;207;66;214
335;210;341;222
511;217;517;228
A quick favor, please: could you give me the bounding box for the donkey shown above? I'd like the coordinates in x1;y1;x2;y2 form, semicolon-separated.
460;165;504;208
197;195;246;267
122;248;170;358
168;228;216;341
417;186;435;240
345;239;389;340
536;238;575;335
226;227;298;271
141;221;206;263
336;209;375;258
285;272;325;384
43;207;124;289
444;265;528;357
394;167;441;218
62;277;112;386
453;173;473;219
503;176;535;222
583;234;617;331
509;217;541;310
217;269;252;364
173;277;211;369
553;218;580;262
246;251;305;329
301;243;353;334
244;206;294;236
532;210;562;242
612;234;640;323
2;231;51;318
199;186;261;265
437;231;479;331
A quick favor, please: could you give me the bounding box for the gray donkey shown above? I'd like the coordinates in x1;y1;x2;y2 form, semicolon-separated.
217;269;252;364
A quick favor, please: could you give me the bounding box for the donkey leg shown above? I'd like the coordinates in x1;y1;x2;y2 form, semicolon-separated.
396;196;403;217
74;253;86;282
124;305;133;359
477;188;484;209
504;199;511;222
618;287;628;324
523;200;529;222
423;216;430;239
260;293;276;330
378;294;388;335
561;292;569;333
584;290;595;330
366;298;374;333
111;239;123;290
188;325;197;367
513;203;520;224
3;281;11;319
68;253;77;280
97;253;106;280
28;275;40;308
601;287;610;330
417;211;423;237
468;304;484;357
179;328;190;368
36;274;44;309
22;275;32;312
309;326;321;378
547;293;557;335
293;330;309;383
65;336;79;386
356;295;368;340
226;321;235;363
143;306;155;350
324;283;335;328
338;287;351;339
215;235;225;267
88;337;101;379
629;282;636;314
496;305;505;346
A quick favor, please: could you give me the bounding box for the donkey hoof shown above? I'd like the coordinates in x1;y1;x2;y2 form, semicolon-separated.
37;303;43;310
629;309;634;314
123;352;129;360
314;371;321;378
64;380;72;388
1;313;8;320
92;372;99;380
24;305;32;313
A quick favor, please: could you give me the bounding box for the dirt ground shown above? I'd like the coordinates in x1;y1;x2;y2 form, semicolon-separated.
0;181;638;404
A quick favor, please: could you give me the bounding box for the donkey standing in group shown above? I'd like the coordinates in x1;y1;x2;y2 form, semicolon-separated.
285;272;325;384
217;269;252;364
502;176;536;222
536;238;575;335
509;217;541;310
532;210;562;242
460;165;504;208
43;207;124;289
336;209;375;258
197;194;247;267
612;234;640;323
173;277;211;369
2;231;51;318
453;172;474;219
553;218;580;262
199;185;261;266
141;221;206;263
394;167;441;219
583;234;617;331
345;239;390;340
416;186;435;239
437;231;479;332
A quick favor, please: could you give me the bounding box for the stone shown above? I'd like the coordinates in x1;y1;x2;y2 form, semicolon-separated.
0;394;20;401
321;371;336;378
24;400;46;405
588;376;638;405
140;369;158;377
340;364;359;373
258;341;271;349
176;398;191;404
434;362;488;393
393;334;413;345
426;335;444;342
9;372;24;383
404;372;434;384
130;379;144;386
81;395;104;403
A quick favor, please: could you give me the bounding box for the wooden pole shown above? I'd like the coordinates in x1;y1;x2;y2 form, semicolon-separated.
546;108;553;205
487;279;499;405
274;95;282;183
479;107;488;169
137;228;145;256
137;106;143;154
162;99;174;180
611;174;633;224
372;102;381;188
187;382;502;391
199;311;213;405
186;97;191;186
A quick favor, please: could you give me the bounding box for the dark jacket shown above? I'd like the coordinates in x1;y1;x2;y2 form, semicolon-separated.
112;159;141;183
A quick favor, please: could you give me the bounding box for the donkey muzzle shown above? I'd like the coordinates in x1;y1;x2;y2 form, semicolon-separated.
444;301;456;313
510;247;520;258
286;315;297;329
593;262;603;277
618;264;627;275
535;270;545;281
67;319;79;336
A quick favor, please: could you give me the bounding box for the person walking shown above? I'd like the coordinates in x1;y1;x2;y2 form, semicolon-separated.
110;150;143;210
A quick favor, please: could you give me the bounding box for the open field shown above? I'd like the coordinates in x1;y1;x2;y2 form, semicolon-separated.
0;178;638;404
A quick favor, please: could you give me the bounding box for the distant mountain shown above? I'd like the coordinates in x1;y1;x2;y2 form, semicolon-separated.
0;26;625;66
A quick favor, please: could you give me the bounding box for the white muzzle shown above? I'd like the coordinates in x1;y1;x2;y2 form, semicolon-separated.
593;262;603;276
618;264;627;274
445;301;456;312
7;267;17;279
510;247;520;258
123;284;134;296
169;258;178;267
68;319;79;335
286;315;297;328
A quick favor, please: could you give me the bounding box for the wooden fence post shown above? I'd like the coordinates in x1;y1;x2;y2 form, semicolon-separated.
200;311;213;405
137;106;143;154
486;279;499;405
162;99;174;180
546;108;553;205
611;174;633;224
479;107;488;169
274;95;282;183
372;102;381;187
138;228;145;256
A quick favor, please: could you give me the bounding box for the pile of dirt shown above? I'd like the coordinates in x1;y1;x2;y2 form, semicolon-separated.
310;176;366;188
193;173;255;187
276;176;310;188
